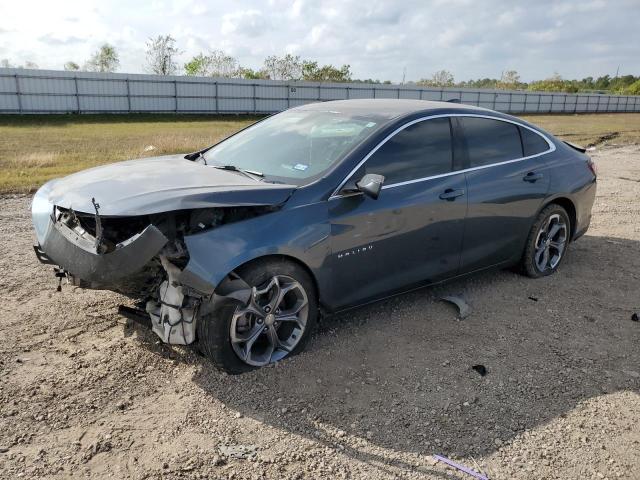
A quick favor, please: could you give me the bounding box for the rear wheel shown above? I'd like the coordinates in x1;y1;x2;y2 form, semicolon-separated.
522;204;571;278
197;258;317;374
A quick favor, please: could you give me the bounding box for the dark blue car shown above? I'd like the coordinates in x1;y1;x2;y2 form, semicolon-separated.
32;99;597;372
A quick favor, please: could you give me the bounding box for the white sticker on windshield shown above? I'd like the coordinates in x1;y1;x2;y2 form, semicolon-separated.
294;163;309;171
366;122;376;128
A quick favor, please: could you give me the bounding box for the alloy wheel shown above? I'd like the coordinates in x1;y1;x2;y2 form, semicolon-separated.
533;213;568;272
230;275;309;366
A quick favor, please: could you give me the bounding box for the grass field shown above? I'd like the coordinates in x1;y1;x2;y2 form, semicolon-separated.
1;112;639;193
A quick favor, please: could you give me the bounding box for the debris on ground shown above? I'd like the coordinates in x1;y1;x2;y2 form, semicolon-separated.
218;444;258;460
632;313;639;322
440;295;471;319
433;454;489;479
528;296;539;302
472;365;488;377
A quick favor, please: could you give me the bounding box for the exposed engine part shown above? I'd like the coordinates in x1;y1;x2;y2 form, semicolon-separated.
146;255;199;345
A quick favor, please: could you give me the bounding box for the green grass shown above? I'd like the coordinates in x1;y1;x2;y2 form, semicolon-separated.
0;114;262;193
1;112;639;193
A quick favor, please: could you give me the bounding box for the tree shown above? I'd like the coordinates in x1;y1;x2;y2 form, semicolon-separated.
236;67;269;80
261;54;302;80
418;70;454;87
623;79;640;95
184;50;239;77
146;35;180;75
497;70;521;90
302;61;352;82
64;61;80;71
85;44;119;72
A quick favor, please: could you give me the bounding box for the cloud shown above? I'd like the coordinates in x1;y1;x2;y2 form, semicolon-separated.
38;33;85;46
0;0;637;82
221;10;270;37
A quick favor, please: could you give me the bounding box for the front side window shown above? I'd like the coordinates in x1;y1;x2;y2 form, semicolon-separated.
203;109;384;184
354;117;453;185
460;117;523;167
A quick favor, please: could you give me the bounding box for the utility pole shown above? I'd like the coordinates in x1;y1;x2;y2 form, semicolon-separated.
401;66;406;85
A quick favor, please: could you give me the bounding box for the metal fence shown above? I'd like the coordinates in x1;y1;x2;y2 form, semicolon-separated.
1;67;638;115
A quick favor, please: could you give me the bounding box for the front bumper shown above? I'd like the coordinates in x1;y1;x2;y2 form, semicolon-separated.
32;185;168;285
37;217;168;284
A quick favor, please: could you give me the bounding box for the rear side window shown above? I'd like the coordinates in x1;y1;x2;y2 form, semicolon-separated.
460;117;523;167
519;126;550;156
358;117;453;185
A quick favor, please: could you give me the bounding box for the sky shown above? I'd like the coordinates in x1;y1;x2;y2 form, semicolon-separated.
0;0;638;83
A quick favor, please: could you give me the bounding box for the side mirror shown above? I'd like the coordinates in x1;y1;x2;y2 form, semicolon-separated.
356;173;385;200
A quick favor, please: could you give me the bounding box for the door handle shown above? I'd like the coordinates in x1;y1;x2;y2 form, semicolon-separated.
523;172;544;182
439;188;465;201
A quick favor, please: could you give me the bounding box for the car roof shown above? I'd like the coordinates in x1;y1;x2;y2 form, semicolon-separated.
293;98;490;119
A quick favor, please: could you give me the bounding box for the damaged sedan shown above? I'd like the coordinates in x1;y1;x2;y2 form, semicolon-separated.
32;99;596;373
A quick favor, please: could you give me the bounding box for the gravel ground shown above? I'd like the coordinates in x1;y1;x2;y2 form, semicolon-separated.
0;145;639;480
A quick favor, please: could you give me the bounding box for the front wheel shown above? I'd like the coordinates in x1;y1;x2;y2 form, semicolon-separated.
522;204;571;278
197;258;318;374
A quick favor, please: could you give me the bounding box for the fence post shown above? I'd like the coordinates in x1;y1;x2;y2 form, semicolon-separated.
174;80;178;113
125;77;131;112
74;75;80;113
14;74;22;113
253;84;257;113
346;86;350;99
476;91;480;108
536;94;541;113
287;84;290;109
523;92;527;113
317;85;321;101
397;87;400;99
215;82;218;113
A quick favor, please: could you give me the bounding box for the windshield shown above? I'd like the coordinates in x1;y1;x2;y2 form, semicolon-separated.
203;109;384;184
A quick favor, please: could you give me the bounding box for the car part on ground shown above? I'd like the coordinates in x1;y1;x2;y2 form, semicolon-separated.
439;295;472;319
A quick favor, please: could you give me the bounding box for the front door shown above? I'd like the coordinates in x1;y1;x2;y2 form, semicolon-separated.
327;117;468;309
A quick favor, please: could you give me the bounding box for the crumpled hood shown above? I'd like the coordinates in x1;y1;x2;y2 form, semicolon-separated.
42;154;297;216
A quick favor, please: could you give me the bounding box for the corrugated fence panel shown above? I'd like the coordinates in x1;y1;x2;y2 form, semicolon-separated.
0;68;638;114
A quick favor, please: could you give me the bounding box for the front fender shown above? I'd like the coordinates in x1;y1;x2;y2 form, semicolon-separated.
178;202;331;297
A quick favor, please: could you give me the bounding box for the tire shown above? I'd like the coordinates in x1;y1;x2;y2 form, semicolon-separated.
197;258;318;374
522;204;571;278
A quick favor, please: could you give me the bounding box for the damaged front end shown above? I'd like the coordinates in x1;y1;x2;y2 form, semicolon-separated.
32;182;279;345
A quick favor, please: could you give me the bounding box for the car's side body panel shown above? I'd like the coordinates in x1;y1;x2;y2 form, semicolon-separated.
327;172;467;308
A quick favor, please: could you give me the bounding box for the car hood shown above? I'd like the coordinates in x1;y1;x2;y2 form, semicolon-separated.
41;154;297;216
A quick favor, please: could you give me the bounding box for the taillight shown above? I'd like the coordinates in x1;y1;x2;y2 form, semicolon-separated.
587;158;597;177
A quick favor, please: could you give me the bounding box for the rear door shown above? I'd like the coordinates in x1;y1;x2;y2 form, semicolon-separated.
456;116;552;273
328;117;468;308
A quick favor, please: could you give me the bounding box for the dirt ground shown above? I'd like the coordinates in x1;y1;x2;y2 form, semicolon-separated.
0;145;639;480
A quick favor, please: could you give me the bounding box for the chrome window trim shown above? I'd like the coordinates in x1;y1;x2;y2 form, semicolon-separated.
329;113;556;199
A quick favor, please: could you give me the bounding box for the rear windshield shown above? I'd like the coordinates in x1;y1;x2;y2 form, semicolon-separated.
203;109;384;184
